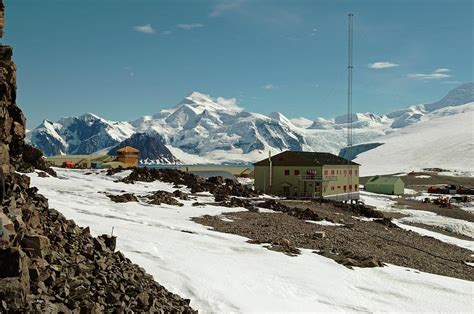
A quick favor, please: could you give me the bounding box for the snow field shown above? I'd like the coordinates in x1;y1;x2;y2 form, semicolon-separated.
26;169;474;312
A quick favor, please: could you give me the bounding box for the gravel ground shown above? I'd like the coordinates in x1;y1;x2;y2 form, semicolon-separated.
194;200;474;281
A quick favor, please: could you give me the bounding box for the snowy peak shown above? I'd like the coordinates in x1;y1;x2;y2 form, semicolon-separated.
425;82;474;112
334;112;385;125
177;92;242;114
269;112;292;126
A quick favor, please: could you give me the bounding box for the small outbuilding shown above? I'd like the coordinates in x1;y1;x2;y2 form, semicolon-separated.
365;176;405;195
116;146;139;168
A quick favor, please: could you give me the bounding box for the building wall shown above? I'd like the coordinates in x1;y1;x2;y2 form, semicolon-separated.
255;164;359;198
117;153;139;168
394;180;405;195
366;179;404;195
321;165;360;196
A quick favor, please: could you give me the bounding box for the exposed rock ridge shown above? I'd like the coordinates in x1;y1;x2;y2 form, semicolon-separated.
0;2;195;312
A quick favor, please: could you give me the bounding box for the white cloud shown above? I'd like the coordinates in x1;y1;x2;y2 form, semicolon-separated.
209;0;246;17
162;30;172;35
408;69;452;80
133;24;156;34
262;84;277;90
433;68;451;73
177;23;204;30
216;97;243;111
368;62;400;69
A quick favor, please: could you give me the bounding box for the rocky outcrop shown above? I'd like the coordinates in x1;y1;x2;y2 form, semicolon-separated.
106;193;139;203
0;173;195;312
147;190;184;206
0;43;23;174
121;167;259;200
0;2;195;311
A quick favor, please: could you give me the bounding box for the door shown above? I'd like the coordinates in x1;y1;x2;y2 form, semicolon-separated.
283;186;290;197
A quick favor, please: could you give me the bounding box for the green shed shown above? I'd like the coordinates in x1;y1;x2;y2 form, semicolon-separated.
365;176;405;195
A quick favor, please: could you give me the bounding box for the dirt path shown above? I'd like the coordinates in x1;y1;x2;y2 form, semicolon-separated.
194;201;474;281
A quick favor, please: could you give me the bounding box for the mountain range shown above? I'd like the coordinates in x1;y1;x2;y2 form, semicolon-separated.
28;83;474;167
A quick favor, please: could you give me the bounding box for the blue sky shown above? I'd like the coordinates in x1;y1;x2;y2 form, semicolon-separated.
4;0;473;128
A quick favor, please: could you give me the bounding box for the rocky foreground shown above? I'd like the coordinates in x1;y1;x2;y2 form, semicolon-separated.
0;1;195;311
1;173;195;312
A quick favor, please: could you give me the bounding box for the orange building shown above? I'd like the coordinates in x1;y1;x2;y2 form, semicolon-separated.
116;146;139;168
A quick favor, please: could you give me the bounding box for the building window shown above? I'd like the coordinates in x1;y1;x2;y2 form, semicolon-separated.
337;186;341;189
355;184;358;191
349;170;352;175
355;170;358;176
284;170;290;176
331;170;335;175
294;170;300;175
324;170;328;175
344;170;347;176
349;185;352;190
331;186;335;191
343;185;347;191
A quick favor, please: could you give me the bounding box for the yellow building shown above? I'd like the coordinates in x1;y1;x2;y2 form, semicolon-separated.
254;151;360;201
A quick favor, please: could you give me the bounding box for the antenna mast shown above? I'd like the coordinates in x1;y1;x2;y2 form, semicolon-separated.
347;13;354;148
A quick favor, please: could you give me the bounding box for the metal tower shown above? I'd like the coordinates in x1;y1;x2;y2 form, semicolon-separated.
347;13;354;148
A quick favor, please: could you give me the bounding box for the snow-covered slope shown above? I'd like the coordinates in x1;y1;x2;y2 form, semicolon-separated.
354;103;474;176
28;83;474;166
28;169;474;312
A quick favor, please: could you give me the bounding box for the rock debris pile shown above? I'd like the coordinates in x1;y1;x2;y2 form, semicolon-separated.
121;167;258;201
0;1;195;311
0;173;195;312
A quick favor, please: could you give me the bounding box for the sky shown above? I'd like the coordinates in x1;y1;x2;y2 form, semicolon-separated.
3;0;473;128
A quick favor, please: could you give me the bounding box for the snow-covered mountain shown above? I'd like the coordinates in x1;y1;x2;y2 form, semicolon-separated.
28;83;474;166
132;92;306;158
29;113;134;156
350;103;474;176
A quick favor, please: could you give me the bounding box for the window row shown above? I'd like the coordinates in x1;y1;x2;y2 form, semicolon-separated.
324;169;358;176
330;184;358;191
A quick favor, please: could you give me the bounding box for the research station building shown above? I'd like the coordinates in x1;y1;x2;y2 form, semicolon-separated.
254;151;360;201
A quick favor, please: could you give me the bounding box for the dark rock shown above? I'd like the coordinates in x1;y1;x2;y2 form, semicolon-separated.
173;189;188;200
21;234;50;258
106;193;138;203
148;190;183;207
98;234;116;252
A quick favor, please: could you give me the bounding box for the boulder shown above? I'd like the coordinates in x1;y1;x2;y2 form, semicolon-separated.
148;190;183;207
21;234;50;258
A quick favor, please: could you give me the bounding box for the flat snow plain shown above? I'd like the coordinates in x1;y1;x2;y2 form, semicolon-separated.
28;169;473;313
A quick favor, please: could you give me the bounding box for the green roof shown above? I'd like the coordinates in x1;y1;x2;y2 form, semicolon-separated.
366;176;403;186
